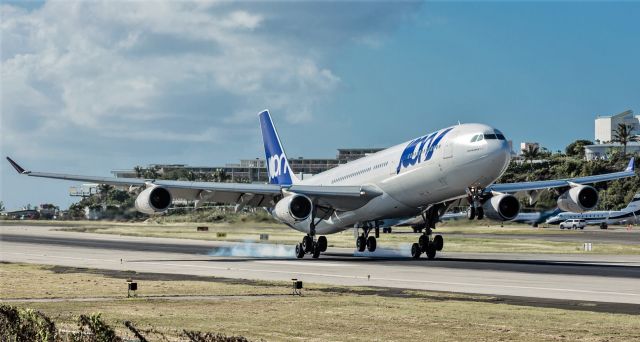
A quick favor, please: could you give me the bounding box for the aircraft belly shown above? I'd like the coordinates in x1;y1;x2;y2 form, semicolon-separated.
307;193;418;235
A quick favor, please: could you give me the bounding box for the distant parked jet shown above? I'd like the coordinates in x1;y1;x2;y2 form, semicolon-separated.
546;194;640;229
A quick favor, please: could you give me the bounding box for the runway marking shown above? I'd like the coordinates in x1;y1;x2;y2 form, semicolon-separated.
253;260;355;267
4;251;639;299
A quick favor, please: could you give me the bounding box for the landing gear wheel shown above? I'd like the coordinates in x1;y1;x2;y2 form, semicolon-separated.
317;236;328;252
356;235;367;252
476;207;484;220
434;235;444;251
426;244;437;260
418;234;430;252
600;223;608;230
295;243;305;259
467;206;476;220
366;236;377;252
302;235;314;253
312;242;321;258
411;243;422;259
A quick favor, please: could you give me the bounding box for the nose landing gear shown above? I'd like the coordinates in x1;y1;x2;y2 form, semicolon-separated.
466;187;485;220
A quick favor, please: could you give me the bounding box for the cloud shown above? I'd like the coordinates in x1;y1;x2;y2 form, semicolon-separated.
1;1;420;162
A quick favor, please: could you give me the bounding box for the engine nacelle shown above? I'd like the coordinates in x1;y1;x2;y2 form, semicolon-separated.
135;186;172;215
482;194;520;221
273;194;313;225
557;185;598;213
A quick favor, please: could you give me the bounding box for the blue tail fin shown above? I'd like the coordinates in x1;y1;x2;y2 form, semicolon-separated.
258;110;298;185
626;157;635;172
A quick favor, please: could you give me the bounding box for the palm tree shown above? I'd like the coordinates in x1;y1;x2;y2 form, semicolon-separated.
212;169;229;182
133;166;144;178
613;123;639;156
98;184;113;199
521;144;540;168
187;171;196;181
144;166;160;179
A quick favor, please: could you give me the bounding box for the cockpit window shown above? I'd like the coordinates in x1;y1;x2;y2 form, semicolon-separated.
483;130;506;140
484;133;498;139
470;134;484;142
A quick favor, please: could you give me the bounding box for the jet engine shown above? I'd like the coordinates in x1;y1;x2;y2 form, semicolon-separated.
557;185;598;213
134;186;172;214
273;194;313;225
482;194;520;221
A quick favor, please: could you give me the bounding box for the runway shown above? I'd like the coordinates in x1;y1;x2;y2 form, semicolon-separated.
1;225;639;306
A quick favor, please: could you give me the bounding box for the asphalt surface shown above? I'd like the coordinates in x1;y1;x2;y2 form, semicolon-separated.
1;225;639;307
447;231;640;245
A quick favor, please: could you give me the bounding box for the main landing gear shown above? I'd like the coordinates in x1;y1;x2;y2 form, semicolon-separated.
355;222;379;253
295;206;332;259
411;204;445;260
410;229;444;259
295;235;327;259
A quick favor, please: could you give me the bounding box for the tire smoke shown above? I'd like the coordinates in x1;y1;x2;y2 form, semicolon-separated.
208;242;294;258
352;244;412;258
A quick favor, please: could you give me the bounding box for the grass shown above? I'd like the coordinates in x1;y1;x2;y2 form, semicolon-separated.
2;263;639;341
7;219;636;255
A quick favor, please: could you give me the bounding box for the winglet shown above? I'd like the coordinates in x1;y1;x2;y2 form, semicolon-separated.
626;157;635;172
6;157;29;174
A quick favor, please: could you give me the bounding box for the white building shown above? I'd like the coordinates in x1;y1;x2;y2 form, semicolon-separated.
586;109;640;160
594;110;640;143
584;143;640;160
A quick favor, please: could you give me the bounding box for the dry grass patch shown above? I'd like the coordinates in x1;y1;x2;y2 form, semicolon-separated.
1;263;639;342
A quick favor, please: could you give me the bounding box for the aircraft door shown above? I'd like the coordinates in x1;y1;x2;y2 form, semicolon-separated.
442;142;453;159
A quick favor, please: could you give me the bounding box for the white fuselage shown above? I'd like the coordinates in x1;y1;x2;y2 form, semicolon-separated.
546;207;640;226
285;123;512;234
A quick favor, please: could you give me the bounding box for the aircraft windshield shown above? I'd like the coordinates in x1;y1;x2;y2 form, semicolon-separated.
484;130;506;141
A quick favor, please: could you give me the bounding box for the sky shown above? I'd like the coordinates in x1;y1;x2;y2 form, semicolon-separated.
1;1;639;211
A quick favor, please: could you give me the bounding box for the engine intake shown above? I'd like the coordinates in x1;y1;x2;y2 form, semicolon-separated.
273;195;313;225
135;186;172;214
557;185;598;213
482;194;520;221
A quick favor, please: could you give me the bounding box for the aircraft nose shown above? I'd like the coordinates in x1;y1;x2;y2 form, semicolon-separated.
490;140;512;172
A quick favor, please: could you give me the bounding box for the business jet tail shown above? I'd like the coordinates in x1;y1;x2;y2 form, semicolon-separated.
258;110;299;185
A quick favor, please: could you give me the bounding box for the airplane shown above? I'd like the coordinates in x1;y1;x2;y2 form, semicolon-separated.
510;208;562;227
6;110;637;259
395;207;561;231
546;193;640;229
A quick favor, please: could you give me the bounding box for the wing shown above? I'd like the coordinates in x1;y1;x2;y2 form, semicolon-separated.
6;157;381;211
487;157;636;194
